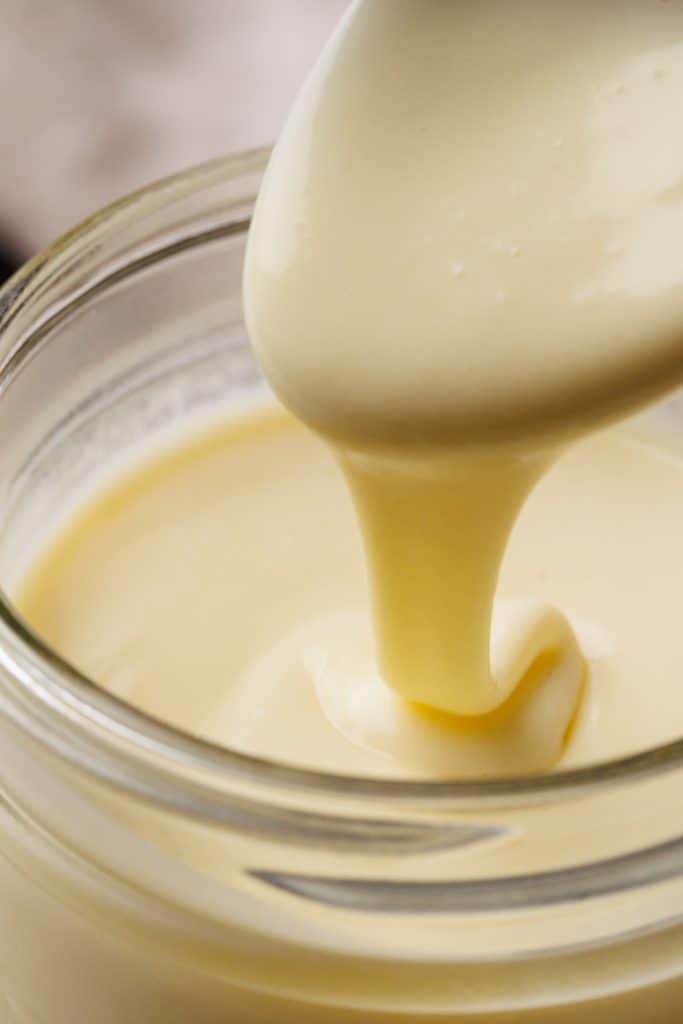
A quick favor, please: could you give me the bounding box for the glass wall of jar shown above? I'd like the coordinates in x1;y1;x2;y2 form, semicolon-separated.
0;151;681;1022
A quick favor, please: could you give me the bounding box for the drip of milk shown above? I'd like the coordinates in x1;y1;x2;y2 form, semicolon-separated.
244;0;683;741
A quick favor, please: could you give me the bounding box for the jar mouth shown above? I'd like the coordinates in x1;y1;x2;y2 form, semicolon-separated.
0;148;682;813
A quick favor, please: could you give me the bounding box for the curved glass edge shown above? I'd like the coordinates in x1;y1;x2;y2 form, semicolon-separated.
0;149;269;305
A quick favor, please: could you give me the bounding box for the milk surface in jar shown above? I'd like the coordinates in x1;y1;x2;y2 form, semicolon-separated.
4;0;683;1021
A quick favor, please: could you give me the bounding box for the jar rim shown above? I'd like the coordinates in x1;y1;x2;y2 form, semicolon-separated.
0;146;682;819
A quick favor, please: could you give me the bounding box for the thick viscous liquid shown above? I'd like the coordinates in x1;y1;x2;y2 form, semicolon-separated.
245;0;683;737
17;411;683;778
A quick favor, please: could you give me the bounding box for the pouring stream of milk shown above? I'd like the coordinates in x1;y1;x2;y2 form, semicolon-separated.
244;0;683;736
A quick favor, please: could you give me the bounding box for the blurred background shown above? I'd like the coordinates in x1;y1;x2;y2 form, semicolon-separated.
0;0;347;281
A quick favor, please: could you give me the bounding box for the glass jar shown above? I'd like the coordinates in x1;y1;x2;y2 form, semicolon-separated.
0;150;681;1023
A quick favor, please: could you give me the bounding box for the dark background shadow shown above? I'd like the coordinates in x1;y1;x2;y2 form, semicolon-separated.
0;247;19;286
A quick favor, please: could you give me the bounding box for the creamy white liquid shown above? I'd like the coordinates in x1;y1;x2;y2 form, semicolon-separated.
17;411;683;778
245;0;683;740
247;0;683;447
